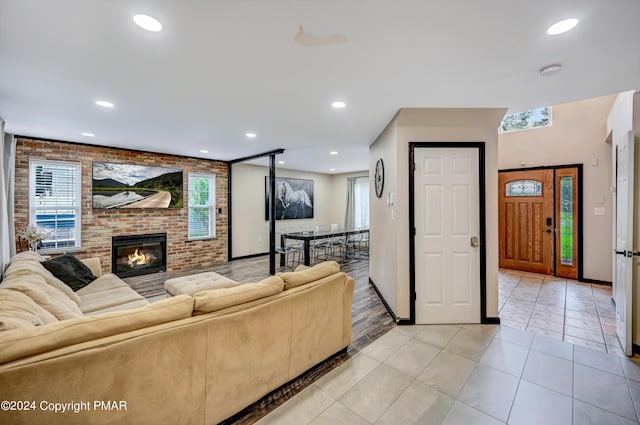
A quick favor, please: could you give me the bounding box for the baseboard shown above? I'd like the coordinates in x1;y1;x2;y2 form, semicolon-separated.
483;317;501;325
580;278;612;286
369;277;411;324
230;252;269;261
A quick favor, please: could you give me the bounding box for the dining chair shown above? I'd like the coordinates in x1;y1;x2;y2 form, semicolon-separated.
311;225;332;263
276;227;303;270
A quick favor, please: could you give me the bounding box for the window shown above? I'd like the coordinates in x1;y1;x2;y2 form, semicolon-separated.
500;106;551;133
29;160;82;251
188;173;216;239
559;176;574;266
505;180;542;197
354;176;369;228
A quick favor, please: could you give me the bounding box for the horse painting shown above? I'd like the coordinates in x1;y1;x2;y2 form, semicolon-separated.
266;177;314;220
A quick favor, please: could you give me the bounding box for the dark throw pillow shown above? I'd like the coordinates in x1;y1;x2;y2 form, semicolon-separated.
41;253;98;291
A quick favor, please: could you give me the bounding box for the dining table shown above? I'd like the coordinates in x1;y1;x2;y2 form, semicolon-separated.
280;227;369;266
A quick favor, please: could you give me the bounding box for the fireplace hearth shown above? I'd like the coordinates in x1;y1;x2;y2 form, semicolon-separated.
112;233;167;278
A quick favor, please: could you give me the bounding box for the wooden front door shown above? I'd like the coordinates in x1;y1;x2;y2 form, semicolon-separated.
499;169;555;275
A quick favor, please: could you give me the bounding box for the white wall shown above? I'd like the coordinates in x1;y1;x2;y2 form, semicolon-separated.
370;117;399;315
370;108;506;320
231;163;367;258
499;94;616;282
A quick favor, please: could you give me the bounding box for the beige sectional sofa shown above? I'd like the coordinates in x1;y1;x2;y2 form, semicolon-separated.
0;253;354;425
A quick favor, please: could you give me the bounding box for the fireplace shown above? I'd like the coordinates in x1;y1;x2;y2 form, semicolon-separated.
112;233;167;278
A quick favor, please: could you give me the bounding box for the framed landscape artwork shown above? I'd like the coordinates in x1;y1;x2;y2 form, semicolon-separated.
265;177;314;220
92;162;183;209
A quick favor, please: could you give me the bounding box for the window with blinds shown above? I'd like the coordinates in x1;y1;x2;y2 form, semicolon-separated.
29;160;82;251
188;173;216;239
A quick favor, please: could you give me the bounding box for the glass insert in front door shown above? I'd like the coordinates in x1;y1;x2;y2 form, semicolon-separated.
560;176;573;266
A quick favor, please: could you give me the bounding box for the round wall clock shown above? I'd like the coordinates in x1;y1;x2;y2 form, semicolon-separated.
374;158;384;198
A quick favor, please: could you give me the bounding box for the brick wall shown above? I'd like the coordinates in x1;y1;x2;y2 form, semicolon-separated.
14;137;228;274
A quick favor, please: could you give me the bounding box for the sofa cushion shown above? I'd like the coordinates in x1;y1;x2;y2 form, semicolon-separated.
0;289;58;331
0;274;83;320
80;257;103;278
193;276;284;314
75;273;147;314
41;253;97;291
79;284;148;314
75;273;129;296
83;299;151;316
0;295;195;364
277;261;340;290
4;260;82;306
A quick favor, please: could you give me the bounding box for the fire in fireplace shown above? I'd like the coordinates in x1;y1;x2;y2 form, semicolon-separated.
112;233;167;277
127;248;157;267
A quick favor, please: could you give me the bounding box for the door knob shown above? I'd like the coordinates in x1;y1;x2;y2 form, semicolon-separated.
546;229;552;234
470;236;479;247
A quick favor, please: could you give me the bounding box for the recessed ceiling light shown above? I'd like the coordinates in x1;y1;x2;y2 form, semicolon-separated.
81;132;95;137
200;149;209;154
547;18;578;35
329;168;336;172
539;64;563;76
331;101;346;109
245;132;257;138
133;14;162;32
95;100;114;108
278;161;285;164
330;151;338;155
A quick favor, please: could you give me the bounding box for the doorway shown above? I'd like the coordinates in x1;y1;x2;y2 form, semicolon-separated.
409;143;486;324
498;165;582;280
613;131;635;356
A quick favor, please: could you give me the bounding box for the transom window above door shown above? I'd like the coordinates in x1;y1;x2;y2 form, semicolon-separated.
505;180;543;197
500;106;551;133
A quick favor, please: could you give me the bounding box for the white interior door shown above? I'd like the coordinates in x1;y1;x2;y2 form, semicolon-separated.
615;131;635;355
414;147;481;324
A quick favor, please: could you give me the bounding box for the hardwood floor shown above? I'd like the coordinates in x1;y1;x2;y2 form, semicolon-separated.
123;255;395;424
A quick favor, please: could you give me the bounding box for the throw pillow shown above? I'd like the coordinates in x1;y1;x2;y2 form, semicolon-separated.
41;253;97;291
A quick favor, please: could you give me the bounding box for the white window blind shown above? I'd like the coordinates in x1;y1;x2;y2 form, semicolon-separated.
188;173;215;239
29;160;82;251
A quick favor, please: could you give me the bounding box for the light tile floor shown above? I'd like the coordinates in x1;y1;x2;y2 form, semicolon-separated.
498;269;623;356
256;325;640;425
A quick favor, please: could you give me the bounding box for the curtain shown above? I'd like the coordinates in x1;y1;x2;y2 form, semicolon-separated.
353;177;370;228
344;177;356;228
1;118;16;277
345;176;370;229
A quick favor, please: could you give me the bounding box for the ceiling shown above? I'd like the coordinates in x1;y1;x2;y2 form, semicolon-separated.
1;0;638;174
